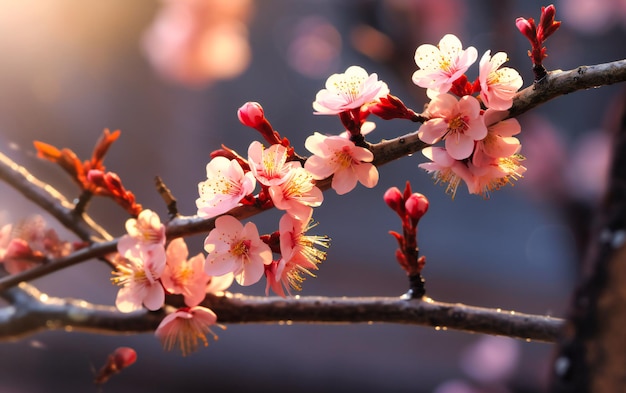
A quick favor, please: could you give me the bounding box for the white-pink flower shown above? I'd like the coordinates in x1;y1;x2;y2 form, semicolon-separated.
267;212;329;297
161;238;210;307
268;167;324;221
419;147;474;199
473;110;522;167
412;34;478;94
155;306;222;356
418;94;487;160
196;156;256;218
313;65;389;115
478;51;523;110
203;215;272;286
112;253;166;313
247;141;300;186
117;209;166;268
304;132;379;195
466;155;526;197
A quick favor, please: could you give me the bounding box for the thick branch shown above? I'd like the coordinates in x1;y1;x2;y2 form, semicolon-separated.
0;152;112;242
0;283;562;343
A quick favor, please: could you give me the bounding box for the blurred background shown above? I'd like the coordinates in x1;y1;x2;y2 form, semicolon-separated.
0;0;624;392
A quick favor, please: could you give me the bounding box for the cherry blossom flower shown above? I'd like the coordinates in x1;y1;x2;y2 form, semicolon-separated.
313;65;389;115
112;253;166;313
247;141;300;186
466;155;526;197
161;238;210;307
0;216;72;274
204;215;272;286
196;156;257;218
418;94;487;160
155;306;223;356
478;51;523;110
473;111;522;167
268;167;324;221
419;147;474;198
267;212;329;297
117;209;166;268
412;34;478;95
304;132;379;195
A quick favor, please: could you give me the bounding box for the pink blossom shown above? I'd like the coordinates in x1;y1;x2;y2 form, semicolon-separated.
466;155;526;198
478;51;523;110
412;34;478;95
419;147;474;199
117;209;166;269
473;111;522;167
161;238;210;307
155;306;222;356
247;141;300;186
268;167;324;221
0;216;72;274
112;253;166;313
313;65;389;115
267;212;329;297
196;156;257;218
418;94;487;160
204;215;272;286
304;132;379;195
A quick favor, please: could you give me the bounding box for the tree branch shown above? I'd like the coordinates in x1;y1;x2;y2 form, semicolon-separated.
0;283;562;343
0;152;112;242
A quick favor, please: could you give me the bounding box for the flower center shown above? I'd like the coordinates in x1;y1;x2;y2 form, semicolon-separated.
447;115;469;135
333;75;365;101
230;239;251;258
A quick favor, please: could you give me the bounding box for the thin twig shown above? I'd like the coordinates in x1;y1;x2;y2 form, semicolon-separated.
0;152;112;242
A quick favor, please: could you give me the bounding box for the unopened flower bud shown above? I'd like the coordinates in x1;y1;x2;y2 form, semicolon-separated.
237;102;265;128
405;193;429;224
515;17;536;41
384;187;404;215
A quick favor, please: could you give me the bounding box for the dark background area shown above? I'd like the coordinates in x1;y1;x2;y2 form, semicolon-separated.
0;0;624;392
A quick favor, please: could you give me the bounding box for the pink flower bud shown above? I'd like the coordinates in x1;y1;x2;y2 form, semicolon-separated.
515;17;536;41
112;347;137;369
384;187;404;215
237;102;265;128
405;193;429;223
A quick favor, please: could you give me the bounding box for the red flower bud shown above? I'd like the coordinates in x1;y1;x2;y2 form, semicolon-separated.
515;17;536;42
384;187;404;215
405;193;429;224
237;102;265;128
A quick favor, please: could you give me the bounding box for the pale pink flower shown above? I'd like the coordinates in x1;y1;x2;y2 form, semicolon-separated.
478;51;523;110
112;253;166;313
0;216;72;274
268;167;324;221
196;156;257;218
117;209;166;269
473;110;522;167
155;306;223;356
247;141;300;186
313;65;389;115
304;132;379;195
204;215;272;286
419;147;474;199
267;212;329;297
161;238;210;307
418;94;487;160
466;155;526;198
412;34;478;94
